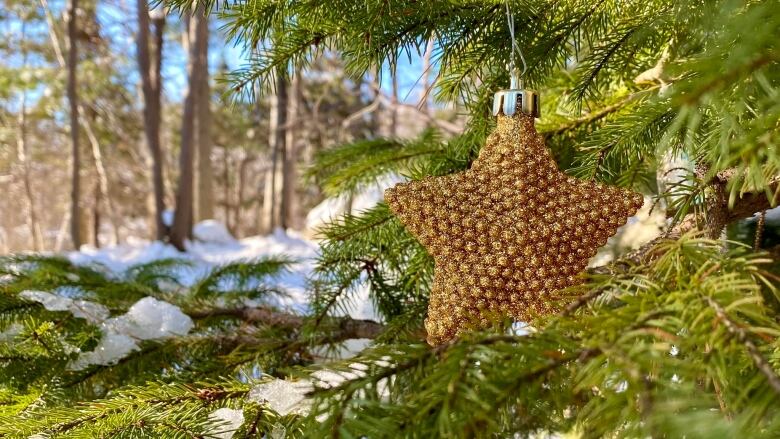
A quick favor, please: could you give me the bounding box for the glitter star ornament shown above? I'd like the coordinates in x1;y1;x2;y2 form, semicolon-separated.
385;92;643;345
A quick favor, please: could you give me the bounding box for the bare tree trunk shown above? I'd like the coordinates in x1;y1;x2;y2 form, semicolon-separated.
193;13;214;221
137;0;167;240
236;154;255;237
260;71;287;234
16;23;44;251
54;210;70;252
419;37;434;116
283;70;302;230
390;65;399;137
67;0;82;249
170;4;207;250
84;111;120;245
222;149;232;232
92;181;101;246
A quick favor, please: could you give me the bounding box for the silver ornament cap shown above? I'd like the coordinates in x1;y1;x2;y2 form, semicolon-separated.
492;74;540;118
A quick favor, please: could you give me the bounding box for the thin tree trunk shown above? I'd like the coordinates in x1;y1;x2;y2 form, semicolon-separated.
419;37;434;116
137;0;167;240
283;70;301;230
16;23;43;251
260;71;287;234
194;13;213;221
390;65;399;137
43;0;125;246
0;228;7;254
54;210;70;252
236;154;255;237
84;112;120;245
222;149;232;232
67;0;82;249
92;181;101;246
170;4;207;251
39;0;65;69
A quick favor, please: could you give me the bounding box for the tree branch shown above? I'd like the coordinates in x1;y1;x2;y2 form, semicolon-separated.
188;306;384;341
706;296;780;395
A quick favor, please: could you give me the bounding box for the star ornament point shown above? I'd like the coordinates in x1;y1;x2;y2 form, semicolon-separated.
385;113;644;345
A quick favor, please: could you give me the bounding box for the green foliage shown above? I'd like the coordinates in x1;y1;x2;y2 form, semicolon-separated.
3;380;252;438
0;255;327;436
3;0;779;436
297;237;780;438
205;0;779;214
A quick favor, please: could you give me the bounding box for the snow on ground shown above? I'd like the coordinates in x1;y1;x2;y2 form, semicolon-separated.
305;174;405;232
69;223;318;312
42;220;382;369
67;220;378;320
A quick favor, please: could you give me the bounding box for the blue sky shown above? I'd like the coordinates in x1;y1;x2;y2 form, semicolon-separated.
4;0;433;112
95;1;433;105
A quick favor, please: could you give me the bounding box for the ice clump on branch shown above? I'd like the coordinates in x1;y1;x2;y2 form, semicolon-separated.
310;362;368;389
248;378;312;416
20;290;109;324
208;408;245;439
109;297;194;339
247;362;374;420
72;333;138;369
70;297;193;370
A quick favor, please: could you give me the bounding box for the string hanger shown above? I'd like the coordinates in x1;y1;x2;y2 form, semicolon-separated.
492;0;540;117
505;0;527;89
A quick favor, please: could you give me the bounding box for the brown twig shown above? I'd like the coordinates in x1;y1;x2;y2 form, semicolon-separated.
188;306;384;341
754;209;767;251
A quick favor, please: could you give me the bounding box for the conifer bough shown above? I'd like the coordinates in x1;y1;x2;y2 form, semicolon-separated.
2;0;780;437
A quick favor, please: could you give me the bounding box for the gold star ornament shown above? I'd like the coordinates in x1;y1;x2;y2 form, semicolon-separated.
385;109;643;345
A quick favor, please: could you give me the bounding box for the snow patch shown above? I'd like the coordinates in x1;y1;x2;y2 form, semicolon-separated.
20;290;71;311
248;378;312;416
110;297;193;340
311;362;368;389
20;290;109;324
208;408;245;439
73;333;138;369
64;220;379;367
161;210;174;227
193;220;236;244
68;222;320;312
306;174;405;232
70;297;193;370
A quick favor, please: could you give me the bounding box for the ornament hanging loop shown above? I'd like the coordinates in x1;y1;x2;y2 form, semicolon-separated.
493;1;540;117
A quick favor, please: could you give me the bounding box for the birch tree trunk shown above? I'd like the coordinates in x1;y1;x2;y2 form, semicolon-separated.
67;0;82;249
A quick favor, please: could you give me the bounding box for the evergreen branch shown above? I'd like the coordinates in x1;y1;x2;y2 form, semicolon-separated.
705;296;780;395
188;306;384;341
543;87;657;137
680;54;776;106
4;381;250;437
670;175;780;236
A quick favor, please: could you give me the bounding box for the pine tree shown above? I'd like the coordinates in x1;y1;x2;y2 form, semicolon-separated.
2;0;780;437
